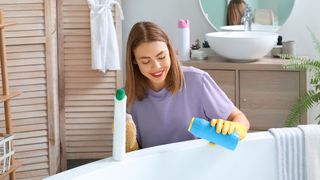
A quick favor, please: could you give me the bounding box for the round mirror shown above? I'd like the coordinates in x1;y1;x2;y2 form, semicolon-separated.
199;0;295;31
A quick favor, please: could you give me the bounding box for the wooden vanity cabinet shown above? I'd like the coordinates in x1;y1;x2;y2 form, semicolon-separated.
239;70;301;130
183;57;307;131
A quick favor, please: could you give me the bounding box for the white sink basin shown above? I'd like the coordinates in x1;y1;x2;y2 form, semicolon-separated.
205;31;278;62
220;25;280;32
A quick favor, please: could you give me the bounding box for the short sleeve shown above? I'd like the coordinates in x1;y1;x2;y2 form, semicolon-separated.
201;72;234;120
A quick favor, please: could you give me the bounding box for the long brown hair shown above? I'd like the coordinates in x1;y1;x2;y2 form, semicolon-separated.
227;0;246;25
125;21;184;106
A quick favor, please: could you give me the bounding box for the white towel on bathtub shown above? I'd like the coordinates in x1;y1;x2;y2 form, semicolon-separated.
269;127;305;180
298;125;320;180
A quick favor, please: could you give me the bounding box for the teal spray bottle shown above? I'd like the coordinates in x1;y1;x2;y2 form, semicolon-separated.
188;117;239;150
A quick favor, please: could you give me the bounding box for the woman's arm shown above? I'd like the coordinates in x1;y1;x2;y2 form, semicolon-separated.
227;106;250;130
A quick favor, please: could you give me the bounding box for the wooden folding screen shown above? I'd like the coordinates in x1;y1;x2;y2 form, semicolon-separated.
57;0;122;170
0;0;59;179
0;0;122;178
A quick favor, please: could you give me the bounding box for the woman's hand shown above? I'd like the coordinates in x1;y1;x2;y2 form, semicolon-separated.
210;119;248;140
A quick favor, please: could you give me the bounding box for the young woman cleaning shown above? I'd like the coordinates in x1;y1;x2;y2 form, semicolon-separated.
125;21;250;151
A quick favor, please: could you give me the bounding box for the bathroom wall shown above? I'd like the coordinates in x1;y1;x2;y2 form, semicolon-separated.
122;0;211;55
122;0;320;123
278;0;320;124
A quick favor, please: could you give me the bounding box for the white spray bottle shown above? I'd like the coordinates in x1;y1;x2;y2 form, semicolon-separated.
178;19;190;61
112;88;126;161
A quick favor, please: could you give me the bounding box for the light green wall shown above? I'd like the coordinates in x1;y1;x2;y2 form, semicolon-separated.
201;0;226;29
251;0;294;25
200;0;294;29
278;0;294;25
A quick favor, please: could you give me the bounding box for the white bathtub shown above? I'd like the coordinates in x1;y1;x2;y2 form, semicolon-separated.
45;132;278;180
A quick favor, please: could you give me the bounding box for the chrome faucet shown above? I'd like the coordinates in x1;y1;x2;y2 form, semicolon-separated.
241;5;253;31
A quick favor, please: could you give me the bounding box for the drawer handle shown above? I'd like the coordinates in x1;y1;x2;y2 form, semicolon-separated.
242;98;247;102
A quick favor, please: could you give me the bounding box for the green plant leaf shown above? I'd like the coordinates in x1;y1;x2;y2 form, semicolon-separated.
286;90;320;127
308;27;320;54
282;29;320;126
315;113;320;124
284;59;320;73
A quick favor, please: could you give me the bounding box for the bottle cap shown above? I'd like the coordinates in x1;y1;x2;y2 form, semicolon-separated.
178;19;189;28
116;88;126;100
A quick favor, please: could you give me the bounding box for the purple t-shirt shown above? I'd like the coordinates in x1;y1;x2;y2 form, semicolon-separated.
129;66;234;148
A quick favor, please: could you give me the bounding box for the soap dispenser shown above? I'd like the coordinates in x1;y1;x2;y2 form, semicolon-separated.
271;35;283;57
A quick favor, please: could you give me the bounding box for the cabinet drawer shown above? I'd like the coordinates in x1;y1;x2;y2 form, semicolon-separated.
239;71;300;130
206;70;236;104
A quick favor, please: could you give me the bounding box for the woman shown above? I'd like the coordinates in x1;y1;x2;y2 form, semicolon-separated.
125;21;250;151
227;0;247;25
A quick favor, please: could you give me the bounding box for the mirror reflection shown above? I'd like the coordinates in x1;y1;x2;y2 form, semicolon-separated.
199;0;295;31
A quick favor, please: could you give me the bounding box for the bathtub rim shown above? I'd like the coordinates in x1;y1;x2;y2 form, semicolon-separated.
45;131;274;180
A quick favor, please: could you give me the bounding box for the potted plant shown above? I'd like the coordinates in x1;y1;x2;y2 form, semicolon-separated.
282;29;320;126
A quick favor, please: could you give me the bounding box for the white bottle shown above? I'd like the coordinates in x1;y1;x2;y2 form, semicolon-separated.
178;19;190;61
112;88;126;161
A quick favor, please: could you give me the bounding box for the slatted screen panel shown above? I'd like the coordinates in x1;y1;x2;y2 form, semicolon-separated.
58;0;121;165
0;0;57;179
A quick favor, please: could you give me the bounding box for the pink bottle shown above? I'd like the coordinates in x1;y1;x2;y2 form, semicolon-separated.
178;19;190;61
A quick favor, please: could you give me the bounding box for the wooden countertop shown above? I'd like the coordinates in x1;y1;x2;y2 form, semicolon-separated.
181;56;293;71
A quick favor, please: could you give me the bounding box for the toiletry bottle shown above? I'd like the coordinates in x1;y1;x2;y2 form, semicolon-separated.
188;117;239;150
178;19;190;61
277;35;283;46
113;88;127;161
271;35;283;57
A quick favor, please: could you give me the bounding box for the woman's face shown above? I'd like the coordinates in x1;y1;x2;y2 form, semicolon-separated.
134;41;171;91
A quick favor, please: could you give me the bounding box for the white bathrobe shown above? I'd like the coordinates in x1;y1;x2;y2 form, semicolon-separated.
87;0;124;72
